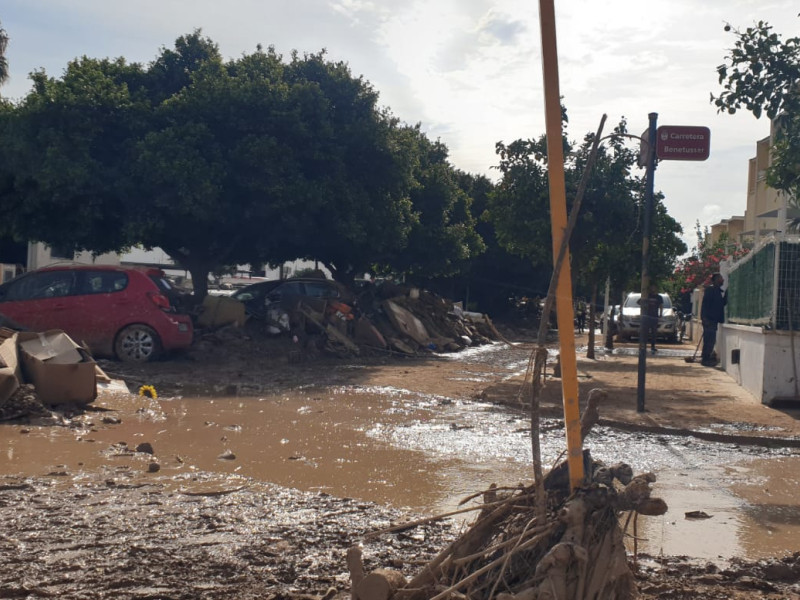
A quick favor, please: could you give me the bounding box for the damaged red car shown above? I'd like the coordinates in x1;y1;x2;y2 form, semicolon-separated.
0;265;193;362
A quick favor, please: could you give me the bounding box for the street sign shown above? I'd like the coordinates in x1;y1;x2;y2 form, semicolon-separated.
655;125;710;161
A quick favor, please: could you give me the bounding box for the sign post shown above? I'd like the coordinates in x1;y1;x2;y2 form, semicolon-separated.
637;114;658;413
637;123;710;412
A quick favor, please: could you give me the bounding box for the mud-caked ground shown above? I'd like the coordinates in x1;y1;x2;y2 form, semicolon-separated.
0;471;457;600
3;472;800;600
2;325;800;599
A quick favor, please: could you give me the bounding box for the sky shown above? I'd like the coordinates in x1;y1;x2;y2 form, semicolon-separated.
1;0;797;253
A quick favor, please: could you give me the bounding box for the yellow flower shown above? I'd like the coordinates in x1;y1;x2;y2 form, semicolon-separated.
138;385;158;399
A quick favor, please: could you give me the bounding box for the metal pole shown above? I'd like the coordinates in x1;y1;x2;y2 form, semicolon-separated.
637;113;658;412
603;277;610;338
538;0;584;489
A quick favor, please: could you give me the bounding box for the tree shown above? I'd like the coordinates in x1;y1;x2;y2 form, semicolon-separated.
0;33;425;298
712;19;800;200
486;118;685;303
132;43;423;293
263;51;419;285
381;127;485;280
0;55;148;255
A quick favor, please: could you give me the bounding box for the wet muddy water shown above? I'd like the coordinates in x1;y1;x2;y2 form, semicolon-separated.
3;345;800;564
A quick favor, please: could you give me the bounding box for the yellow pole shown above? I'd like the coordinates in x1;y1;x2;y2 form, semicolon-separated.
538;0;584;490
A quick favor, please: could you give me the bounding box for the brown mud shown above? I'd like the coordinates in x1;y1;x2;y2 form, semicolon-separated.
2;327;800;599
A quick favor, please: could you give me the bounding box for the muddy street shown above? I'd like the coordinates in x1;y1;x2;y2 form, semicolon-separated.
2;339;800;598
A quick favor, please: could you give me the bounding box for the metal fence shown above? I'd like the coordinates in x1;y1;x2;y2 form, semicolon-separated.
726;238;800;330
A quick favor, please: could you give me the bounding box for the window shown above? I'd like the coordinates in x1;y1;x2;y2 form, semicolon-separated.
268;281;304;301
48;244;75;260
85;272;128;294
4;270;77;301
148;276;173;295
624;294;641;308
304;281;339;299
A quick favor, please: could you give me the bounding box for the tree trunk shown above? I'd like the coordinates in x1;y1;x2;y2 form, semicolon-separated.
188;263;210;301
587;282;598;359
159;246;213;303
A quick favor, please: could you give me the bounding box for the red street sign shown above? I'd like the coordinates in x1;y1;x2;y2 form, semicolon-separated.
656;125;710;161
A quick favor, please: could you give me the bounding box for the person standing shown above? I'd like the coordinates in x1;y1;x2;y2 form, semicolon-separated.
638;284;663;354
576;299;587;334
700;273;727;366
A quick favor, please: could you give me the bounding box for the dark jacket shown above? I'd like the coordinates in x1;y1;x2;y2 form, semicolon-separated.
701;285;726;324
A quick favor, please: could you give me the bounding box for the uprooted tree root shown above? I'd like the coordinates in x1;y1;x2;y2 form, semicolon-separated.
349;450;667;600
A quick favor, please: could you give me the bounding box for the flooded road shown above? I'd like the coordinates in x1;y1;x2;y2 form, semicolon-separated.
3;385;799;563
3;342;800;565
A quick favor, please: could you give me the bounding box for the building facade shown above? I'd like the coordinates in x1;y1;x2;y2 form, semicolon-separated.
710;118;800;405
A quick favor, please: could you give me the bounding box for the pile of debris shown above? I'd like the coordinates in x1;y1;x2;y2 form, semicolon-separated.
351;284;503;355
1;327;102;421
347;390;668;600
196;281;503;359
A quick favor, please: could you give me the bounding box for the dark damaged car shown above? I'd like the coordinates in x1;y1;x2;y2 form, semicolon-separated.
231;277;354;319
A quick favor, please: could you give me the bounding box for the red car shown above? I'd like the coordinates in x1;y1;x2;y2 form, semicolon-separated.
0;265;193;362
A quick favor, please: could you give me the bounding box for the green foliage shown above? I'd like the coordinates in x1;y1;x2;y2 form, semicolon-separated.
0;55;148;254
713;19;800;199
486;138;553;265
385;128;485;279
0;31;483;297
486;118;686;295
648;195;688;289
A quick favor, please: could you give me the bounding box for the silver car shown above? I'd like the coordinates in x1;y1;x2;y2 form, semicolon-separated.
616;292;678;342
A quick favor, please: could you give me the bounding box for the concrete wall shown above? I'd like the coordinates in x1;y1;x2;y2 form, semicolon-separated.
27;243;120;270
26;244;327;283
721;323;800;405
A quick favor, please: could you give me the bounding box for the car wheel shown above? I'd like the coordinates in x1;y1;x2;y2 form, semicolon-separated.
115;324;162;362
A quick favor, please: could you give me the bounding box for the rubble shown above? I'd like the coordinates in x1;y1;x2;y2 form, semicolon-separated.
0;327;109;420
0;383;49;421
348;391;667;600
194;280;502;360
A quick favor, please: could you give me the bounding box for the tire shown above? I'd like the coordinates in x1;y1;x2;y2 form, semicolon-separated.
115;324;162;362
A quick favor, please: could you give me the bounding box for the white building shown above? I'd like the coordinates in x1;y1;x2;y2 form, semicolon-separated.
23;242;327;286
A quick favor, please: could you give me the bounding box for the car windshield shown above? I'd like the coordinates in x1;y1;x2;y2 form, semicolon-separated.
233;281;279;302
149;275;173;295
624;293;672;309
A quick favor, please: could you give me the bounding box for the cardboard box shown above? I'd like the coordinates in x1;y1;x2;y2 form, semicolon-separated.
17;330;97;406
0;328;21;405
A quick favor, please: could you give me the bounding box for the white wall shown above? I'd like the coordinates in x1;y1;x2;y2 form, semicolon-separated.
27;243;331;283
721;323;800;405
26;243;121;270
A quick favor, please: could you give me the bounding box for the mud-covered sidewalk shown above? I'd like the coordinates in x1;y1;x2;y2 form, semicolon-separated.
483;339;800;445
